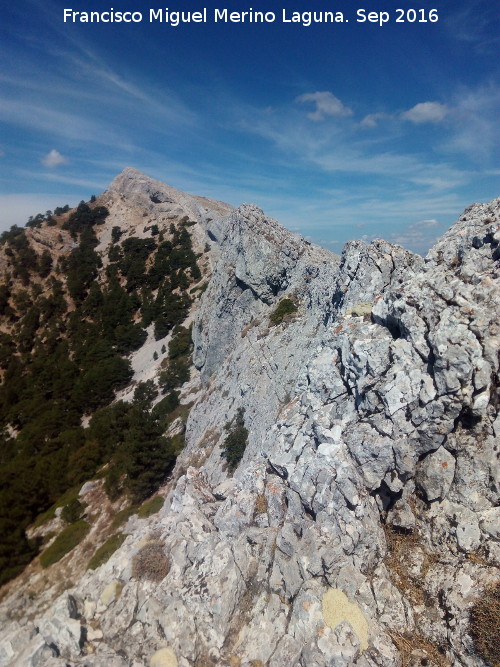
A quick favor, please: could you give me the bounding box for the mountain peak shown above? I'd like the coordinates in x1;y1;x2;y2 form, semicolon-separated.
108;167;234;222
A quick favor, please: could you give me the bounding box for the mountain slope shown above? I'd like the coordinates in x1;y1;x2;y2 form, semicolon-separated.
0;169;231;585
0;172;498;667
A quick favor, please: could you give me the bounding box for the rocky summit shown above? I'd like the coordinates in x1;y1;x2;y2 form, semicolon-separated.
0;168;499;667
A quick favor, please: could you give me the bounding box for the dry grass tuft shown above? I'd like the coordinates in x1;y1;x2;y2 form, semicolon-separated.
131;541;170;582
388;630;450;667
469;581;500;667
384;525;436;606
254;494;268;516
384;525;450;666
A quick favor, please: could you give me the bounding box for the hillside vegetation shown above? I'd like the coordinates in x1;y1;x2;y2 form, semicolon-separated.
0;200;203;585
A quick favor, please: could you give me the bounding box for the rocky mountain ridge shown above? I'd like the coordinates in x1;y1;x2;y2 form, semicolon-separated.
0;170;498;667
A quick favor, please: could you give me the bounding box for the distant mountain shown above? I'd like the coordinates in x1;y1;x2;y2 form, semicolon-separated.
0;169;498;667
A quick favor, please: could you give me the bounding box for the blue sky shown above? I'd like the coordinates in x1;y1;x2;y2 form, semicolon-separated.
0;0;498;254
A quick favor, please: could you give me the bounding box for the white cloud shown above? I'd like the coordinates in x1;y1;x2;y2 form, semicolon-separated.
296;91;352;121
360;112;391;128
401;102;448;124
41;149;68;168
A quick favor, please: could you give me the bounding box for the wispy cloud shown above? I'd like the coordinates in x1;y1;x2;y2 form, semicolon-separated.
360;112;392;128
444;1;500;53
17;169;107;191
243;106;468;191
388;218;446;255
0;96;134;149
60;47;198;128
296;91;353;121
238;81;500;195
441;85;500;161
260;186;466;255
0;16;199;162
362;102;449;127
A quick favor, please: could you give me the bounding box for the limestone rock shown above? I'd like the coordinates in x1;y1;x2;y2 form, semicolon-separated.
0;173;498;667
417;447;456;501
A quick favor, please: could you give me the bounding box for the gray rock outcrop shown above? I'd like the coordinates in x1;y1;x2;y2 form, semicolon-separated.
0;171;498;667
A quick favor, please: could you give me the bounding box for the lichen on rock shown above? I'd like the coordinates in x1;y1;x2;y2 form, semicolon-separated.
322;588;369;652
149;646;178;667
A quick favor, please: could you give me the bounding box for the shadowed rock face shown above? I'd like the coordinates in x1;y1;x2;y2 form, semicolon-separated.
0;170;498;667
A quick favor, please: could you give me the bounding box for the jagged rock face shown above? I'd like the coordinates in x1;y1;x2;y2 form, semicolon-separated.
0;175;498;667
187;203;424;484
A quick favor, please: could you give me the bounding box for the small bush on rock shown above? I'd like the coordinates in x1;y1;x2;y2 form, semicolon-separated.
132;541;170;582
61;497;85;524
221;407;248;471
269;298;297;326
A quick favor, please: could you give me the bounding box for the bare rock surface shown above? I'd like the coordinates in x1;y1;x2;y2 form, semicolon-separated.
0;172;498;667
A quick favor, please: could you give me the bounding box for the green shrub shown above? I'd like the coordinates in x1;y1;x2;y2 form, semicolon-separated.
138;495;164;518
133;380;158;407
270;298;298;326
469;582;500;666
111;505;138;529
0;523;38;587
104;465;122;501
38;250;52;278
168;326;191;359
33;487;82;528
61;497;85;524
39;519;90;568
114;323;147;354
106;405;177;504
221;407;248;471
108;245;122;262
159;357;190;391
87;532;126;570
111;226;122;243
62;202;109;238
152;391;180;420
